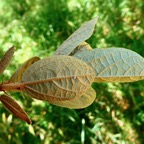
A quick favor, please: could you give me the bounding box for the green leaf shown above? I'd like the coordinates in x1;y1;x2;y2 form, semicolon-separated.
73;48;144;82
0;95;31;124
0;46;15;75
54;16;98;55
48;87;96;109
9;56;40;83
22;55;95;101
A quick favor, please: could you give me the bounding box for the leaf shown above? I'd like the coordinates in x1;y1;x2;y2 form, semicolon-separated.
73;48;144;82
48;87;96;109
22;55;95;101
0;46;15;75
70;42;92;56
0;95;31;124
9;56;40;83
54;16;98;55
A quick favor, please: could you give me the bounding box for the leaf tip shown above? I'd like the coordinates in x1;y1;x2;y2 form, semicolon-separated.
94;15;99;21
26;119;32;125
0;95;32;125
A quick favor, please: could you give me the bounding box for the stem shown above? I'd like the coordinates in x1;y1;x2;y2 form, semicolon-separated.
0;78;57;92
0;76;83;92
0;83;25;91
0;78;55;92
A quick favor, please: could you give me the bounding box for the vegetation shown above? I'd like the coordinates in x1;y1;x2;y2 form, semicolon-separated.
0;0;144;144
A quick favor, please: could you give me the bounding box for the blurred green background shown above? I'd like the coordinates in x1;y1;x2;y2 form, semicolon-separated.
0;0;144;144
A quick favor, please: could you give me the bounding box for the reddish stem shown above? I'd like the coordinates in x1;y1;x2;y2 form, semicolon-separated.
0;77;65;92
0;82;25;91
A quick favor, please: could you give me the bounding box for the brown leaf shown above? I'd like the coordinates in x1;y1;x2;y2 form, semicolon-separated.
48;87;96;109
22;55;95;101
0;46;15;75
0;95;31;124
9;56;40;83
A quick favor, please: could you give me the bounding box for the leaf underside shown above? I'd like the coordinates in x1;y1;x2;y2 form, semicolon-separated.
74;48;144;82
70;42;92;56
54;16;98;55
22;55;95;101
0;95;31;124
48;87;96;109
0;46;15;75
9;56;40;83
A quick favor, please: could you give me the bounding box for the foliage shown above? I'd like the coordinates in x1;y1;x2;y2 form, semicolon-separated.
0;0;144;144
